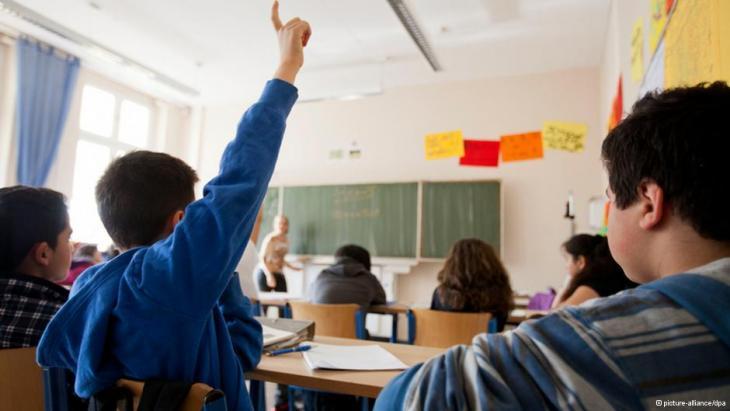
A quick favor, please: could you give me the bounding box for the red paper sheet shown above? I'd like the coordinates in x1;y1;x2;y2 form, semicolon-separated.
459;140;500;167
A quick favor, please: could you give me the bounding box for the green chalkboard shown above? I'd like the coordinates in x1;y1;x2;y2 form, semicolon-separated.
256;187;280;250
421;181;501;258
282;183;418;257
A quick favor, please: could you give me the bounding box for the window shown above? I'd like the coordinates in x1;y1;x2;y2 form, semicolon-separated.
69;84;154;249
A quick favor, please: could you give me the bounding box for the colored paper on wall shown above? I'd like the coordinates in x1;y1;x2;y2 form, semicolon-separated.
631;18;644;82
459;140;500;167
664;0;730;88
542;121;588;152
649;0;667;54
424;130;464;160
500;132;543;162
607;76;623;131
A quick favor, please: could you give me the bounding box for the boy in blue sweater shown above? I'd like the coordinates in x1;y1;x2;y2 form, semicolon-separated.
37;3;311;410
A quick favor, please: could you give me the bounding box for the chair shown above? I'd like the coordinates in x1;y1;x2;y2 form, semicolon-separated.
287;301;366;339
115;379;226;411
407;309;494;348
0;347;44;411
100;379;226;411
285;301;368;411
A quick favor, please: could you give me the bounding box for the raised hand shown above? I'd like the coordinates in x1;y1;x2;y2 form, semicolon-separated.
272;0;311;84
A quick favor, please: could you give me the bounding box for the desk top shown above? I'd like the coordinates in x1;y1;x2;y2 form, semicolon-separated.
246;336;445;398
507;309;549;325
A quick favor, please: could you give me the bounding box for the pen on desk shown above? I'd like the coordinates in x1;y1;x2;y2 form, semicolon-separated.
267;344;312;356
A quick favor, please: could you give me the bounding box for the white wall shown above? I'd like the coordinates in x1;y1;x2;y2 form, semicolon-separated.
199;67;605;304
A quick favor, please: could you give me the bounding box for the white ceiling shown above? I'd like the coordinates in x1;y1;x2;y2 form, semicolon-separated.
5;0;611;103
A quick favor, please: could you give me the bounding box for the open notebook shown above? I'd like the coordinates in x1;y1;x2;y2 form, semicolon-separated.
302;344;408;371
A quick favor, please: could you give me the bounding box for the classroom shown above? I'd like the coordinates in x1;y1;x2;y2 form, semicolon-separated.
1;0;729;410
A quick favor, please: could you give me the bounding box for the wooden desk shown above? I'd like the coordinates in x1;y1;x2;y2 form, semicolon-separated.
247;336;444;398
507;309;549;325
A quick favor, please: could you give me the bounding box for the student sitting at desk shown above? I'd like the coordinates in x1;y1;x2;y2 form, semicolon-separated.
552;233;636;308
375;82;730;410
0;186;72;348
430;238;514;331
37;4;311;410
309;244;386;310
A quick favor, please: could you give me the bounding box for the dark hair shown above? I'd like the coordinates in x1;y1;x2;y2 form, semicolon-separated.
602;81;730;242
562;234;605;261
75;244;98;259
560;234;629;302
96;151;198;249
335;244;371;271
437;238;513;315
0;186;68;272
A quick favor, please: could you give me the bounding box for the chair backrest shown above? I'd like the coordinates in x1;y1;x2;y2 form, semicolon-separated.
407;309;493;348
0;347;45;411
288;301;365;339
115;379;227;411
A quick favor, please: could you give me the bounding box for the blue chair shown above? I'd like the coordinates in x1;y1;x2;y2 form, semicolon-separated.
44;371;229;411
43;367;70;411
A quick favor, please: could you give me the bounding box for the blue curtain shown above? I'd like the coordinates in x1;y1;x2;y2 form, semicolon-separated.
16;37;80;187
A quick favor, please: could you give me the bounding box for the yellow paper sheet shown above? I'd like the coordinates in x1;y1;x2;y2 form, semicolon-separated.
665;0;730;88
631;18;645;82
424;130;464;160
648;0;667;54
542;121;588;153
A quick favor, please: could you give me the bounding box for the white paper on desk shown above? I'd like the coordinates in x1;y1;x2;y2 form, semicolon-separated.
303;344;408;371
261;324;296;347
510;309;526;317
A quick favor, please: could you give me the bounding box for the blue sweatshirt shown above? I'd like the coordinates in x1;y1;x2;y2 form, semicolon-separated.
37;79;298;411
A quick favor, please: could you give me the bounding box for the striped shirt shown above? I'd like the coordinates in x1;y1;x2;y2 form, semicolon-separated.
375;258;730;410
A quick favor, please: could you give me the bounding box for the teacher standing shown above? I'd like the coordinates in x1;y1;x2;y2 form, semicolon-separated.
257;215;301;292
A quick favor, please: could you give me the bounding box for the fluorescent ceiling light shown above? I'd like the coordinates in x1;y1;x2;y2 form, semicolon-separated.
386;0;442;72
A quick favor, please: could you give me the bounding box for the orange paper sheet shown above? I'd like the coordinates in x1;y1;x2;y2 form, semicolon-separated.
500;132;543;162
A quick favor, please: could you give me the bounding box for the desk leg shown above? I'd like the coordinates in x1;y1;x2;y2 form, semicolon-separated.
249;379;265;411
390;313;398;344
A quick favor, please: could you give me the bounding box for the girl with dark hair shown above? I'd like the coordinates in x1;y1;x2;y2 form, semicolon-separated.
552;234;636;308
431;238;514;331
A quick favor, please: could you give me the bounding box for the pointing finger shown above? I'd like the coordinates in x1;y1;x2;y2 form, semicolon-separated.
271;0;283;31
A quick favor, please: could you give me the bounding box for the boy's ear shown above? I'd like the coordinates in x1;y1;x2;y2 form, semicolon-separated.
173;210;184;226
32;242;52;267
163;210;185;236
638;179;665;230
